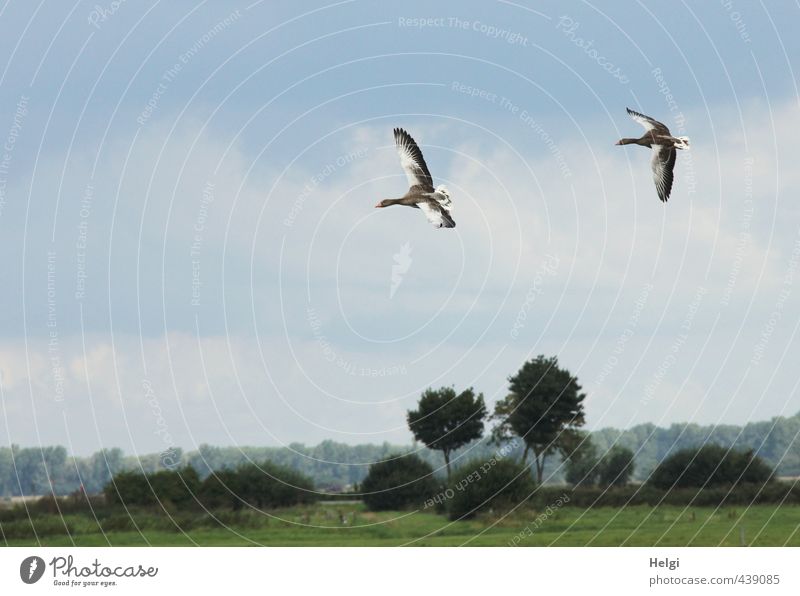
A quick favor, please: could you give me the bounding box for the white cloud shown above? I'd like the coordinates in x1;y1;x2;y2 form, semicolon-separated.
3;99;800;452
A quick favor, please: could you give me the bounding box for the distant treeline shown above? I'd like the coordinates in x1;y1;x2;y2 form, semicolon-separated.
1;411;798;497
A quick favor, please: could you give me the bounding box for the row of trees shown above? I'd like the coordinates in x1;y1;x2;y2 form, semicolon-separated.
3;353;796;497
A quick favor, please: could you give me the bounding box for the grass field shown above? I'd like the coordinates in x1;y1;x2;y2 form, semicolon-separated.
4;503;799;547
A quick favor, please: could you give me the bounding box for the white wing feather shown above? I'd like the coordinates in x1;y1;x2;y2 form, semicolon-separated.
418;202;455;228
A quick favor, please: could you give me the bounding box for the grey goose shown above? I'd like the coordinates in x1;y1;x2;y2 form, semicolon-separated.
616;107;690;203
375;128;454;228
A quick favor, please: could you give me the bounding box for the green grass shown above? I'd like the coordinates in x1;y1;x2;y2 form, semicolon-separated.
3;503;800;546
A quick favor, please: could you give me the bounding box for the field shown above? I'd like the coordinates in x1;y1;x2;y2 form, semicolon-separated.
3;503;799;547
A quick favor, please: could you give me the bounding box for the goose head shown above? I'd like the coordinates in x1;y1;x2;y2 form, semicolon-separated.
674;136;690;149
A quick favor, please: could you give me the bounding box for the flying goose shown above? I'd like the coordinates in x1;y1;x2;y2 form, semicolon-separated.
616;107;690;202
375;128;454;228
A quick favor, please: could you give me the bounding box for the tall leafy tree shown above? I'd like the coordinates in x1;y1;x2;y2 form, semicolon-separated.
493;355;586;483
407;387;487;478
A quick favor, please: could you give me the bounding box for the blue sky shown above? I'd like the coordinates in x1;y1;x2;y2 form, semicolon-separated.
1;0;799;455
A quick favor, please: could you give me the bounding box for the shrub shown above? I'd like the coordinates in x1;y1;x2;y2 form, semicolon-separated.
446;458;536;520
233;461;317;509
361;453;437;511
649;445;773;490
105;461;315;511
0;516;74;540
198;469;243;510
104;467;200;507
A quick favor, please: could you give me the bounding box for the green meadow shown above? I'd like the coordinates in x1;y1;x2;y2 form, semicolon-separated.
4;503;799;547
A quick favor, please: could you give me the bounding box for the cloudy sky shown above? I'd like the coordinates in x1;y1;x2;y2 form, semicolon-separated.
1;0;798;455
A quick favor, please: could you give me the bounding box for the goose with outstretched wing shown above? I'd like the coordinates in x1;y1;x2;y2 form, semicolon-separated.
616;107;690;203
375;128;454;228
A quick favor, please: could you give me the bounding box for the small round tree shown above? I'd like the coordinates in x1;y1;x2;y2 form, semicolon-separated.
361;453;437;511
597;446;635;488
562;431;601;487
407;386;487;479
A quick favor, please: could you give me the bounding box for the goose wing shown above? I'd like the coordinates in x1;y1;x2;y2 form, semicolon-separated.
394;128;434;192
650;144;676;202
418;199;456;229
627;107;671;136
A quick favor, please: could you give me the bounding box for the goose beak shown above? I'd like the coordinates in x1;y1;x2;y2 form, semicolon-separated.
374;202;383;208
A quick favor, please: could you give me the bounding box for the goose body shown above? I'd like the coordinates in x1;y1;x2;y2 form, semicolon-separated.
375;128;455;228
617;107;690;202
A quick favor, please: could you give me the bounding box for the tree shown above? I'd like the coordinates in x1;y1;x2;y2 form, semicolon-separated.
493;355;586;483
597;446;635;488
361;453;437;511
649;444;773;489
407;386;487;479
562;431;601;487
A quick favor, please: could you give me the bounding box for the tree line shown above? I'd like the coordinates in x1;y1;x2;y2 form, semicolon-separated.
2;355;799;498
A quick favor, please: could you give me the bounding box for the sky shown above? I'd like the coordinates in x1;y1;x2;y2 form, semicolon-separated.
0;0;799;456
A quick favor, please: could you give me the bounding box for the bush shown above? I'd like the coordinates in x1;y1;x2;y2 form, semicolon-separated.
361;453;437;511
198;469;243;509
232;461;317;509
446;458;536;520
649;445;773;490
104;467;200;508
0;516;74;540
104;461;316;511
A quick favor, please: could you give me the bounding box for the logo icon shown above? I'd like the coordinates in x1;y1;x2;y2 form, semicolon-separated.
20;556;45;584
390;242;413;298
